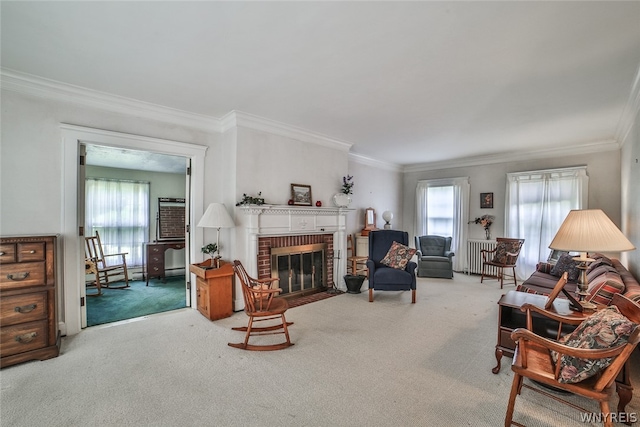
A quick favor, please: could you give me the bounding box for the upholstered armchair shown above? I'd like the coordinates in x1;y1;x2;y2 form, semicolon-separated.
414;235;454;279
366;230;417;303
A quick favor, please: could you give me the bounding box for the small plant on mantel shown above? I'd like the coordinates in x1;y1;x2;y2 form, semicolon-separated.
342;175;354;195
235;192;265;206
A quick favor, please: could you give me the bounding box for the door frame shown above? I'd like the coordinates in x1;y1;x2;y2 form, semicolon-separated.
61;124;207;335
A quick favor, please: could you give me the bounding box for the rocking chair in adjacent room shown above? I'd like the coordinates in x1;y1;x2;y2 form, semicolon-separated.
229;260;294;351
84;231;129;291
505;293;640;427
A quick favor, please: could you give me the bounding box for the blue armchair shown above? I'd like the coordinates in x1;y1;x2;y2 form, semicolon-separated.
414;235;454;279
366;230;417;303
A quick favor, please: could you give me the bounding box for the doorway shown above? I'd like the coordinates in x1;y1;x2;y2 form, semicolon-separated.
61;124;208;335
82;144;189;326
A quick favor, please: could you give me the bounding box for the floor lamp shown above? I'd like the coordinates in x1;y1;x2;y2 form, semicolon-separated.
197;203;235;267
548;209;635;310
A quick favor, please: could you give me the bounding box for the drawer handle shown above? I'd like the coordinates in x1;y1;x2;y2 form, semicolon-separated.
15;332;37;343
14;304;37;313
29;250;36;254
0;251;5;256
6;272;30;281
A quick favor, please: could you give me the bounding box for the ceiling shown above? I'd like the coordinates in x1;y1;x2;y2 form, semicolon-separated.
2;1;640;168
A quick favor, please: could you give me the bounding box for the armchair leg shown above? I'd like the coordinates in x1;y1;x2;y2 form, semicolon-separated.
369;288;373;302
412;289;416;303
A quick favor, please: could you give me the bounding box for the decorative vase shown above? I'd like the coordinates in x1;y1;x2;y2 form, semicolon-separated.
333;193;352;208
485;228;491;240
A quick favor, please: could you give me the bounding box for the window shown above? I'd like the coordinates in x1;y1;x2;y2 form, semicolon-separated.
505;167;588;279
415;177;470;272
85;178;150;267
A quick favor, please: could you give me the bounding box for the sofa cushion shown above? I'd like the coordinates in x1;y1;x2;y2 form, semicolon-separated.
587;264;618;283
552;306;637;384
380;241;416;270
550;254;581;283
587;272;625;306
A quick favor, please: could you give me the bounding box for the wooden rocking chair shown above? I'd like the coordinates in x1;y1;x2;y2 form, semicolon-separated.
229;260;293;351
505;293;640;427
84;231;130;290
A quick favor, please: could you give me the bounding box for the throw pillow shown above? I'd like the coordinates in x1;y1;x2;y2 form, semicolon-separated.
380;241;416;270
550;254;580;283
587;272;625;306
552;306;637;384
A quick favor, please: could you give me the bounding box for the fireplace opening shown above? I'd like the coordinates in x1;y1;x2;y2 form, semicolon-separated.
271;243;327;298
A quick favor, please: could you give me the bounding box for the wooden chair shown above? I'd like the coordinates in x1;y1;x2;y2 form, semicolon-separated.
229;260;293;351
505;293;640;427
84;259;102;296
84;231;129;290
346;234;368;278
481;237;524;288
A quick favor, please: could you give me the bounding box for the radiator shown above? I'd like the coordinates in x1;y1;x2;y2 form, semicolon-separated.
467;239;497;275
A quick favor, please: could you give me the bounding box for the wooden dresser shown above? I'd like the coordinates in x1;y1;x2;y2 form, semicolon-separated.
0;235;60;368
145;240;185;285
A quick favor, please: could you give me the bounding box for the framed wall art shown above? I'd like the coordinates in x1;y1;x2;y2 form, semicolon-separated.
480;192;493;209
290;183;312;206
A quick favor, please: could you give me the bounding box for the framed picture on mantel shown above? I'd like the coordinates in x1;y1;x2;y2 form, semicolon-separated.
291;183;312;206
481;192;493;209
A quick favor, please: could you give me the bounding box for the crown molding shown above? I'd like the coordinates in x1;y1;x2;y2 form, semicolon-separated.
221;110;352;153
402;139;620;173
615;62;640;146
348;152;403;172
0;68;220;133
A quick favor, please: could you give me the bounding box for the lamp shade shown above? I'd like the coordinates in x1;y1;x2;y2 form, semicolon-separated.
197;203;235;229
382;211;394;223
548;209;635;253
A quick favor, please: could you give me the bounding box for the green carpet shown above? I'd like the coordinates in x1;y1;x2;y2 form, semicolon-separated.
86;276;187;326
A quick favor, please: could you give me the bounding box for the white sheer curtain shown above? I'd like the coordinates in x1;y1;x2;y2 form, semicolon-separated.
505;167;588;279
85;178;150;267
415;177;470;272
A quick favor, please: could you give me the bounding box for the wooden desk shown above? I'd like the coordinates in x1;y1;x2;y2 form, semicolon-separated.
189;260;234;321
145;240;185;285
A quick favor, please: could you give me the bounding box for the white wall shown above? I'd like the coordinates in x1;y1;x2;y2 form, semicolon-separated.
621;108;640;277
402;148;622;250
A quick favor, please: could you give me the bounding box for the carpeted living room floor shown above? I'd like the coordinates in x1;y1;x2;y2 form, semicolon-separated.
1;273;639;426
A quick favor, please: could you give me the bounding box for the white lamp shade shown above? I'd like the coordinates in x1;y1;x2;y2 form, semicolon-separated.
549;209;635;253
382;211;394;222
197;203;235;229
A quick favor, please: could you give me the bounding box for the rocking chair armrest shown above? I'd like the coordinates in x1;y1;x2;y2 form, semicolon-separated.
102;252;128;257
510;328;628;359
519;303;584;326
249;277;280;287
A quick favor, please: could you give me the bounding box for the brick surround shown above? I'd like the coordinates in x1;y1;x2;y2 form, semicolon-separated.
257;234;334;287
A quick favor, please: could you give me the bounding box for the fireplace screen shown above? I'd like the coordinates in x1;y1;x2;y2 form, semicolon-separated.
271;243;327;295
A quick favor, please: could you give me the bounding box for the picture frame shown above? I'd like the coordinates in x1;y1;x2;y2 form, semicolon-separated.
547;249;568;265
480;192;493;209
290;183;312;206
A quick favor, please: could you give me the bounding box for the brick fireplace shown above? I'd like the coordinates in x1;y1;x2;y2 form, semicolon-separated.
236;205;349;310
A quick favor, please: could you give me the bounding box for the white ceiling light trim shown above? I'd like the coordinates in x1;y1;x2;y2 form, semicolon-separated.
1;68;219;133
221;110;353;153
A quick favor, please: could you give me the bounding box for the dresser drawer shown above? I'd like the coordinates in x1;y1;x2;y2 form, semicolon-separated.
0;262;46;290
0;244;16;264
1;320;48;356
17;243;46;262
0;293;47;326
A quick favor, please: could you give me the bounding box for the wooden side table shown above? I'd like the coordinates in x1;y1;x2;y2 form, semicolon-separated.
189;260;234;321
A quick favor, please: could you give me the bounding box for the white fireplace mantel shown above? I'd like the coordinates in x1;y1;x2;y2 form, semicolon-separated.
234;205;352;309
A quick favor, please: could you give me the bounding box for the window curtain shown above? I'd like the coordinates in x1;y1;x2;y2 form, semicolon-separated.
415;177;470;272
505;167;588;279
85;178;150;267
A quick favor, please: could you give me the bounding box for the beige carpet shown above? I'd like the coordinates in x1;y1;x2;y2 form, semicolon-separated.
1;273;639;426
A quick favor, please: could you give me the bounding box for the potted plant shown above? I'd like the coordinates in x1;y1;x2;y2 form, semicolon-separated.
201;243;219;268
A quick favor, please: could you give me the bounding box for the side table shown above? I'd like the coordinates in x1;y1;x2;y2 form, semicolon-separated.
189;259;234;321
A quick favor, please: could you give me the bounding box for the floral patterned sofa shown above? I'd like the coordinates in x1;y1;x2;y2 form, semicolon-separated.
516;253;640;306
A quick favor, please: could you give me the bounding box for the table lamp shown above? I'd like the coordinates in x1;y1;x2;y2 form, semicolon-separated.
548;209;635;309
197;203;235;266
